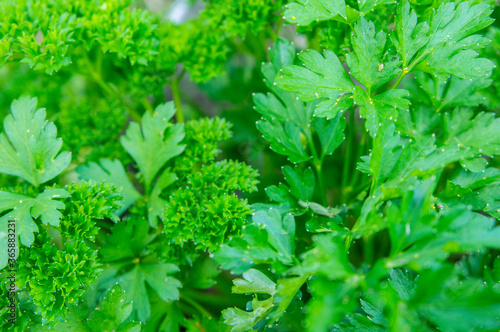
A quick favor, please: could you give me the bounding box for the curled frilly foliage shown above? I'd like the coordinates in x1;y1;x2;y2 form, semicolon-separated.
155;0;283;82
164;160;259;253
6;181;120;326
217;0;284;38
163;117;258;256
0;0;159;73
59;181;122;241
16;230;101;325
0;278;36;332
57;98;127;163
1;0;283;83
159;21;230;83
175;117;233;178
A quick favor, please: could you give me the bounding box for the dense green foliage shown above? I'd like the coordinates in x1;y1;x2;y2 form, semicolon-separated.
1;0;500;331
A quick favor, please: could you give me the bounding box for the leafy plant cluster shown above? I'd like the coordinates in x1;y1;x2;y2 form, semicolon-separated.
1;0;500;331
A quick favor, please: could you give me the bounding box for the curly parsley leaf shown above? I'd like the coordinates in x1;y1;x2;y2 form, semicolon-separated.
77;159;141;215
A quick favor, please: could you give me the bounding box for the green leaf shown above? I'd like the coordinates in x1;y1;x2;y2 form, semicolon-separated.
0;188;69;269
346;17;401;92
254;40;315;163
313;113;346;157
159;303;185;332
100;218;155;262
300;201;343;219
414;73;492;112
232;269;276;295
388;206;500;269
283;0;347;26
282;165;315;202
443;108;500;157
214;208;298;274
388;269;417;301
334;313;387;332
214;225;281;274
225;269;303;331
106;262;181;322
305;215;349;235
305;278;358;331
358;0;397;14
393;1;495;79
223;297;274;332
359;299;388;327
354;87;410;136
412;269;500;332
77;159;142;215
276;49;355;118
264;183;299;209
99;218;181;322
183;256;220;290
120;102;185;192
369;121;402;190
88;284;141;332
272;275;307;320
256;118;310;163
438;168;500;217
391;0;430;67
290;234;353;279
0;96;70;186
252;209;296;264
147;169;176;227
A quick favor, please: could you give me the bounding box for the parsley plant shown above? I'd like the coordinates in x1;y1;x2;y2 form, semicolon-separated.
1;0;500;331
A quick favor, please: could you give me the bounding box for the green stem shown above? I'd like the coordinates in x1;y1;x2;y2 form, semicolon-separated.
181;294;212;318
315;159;327;206
348;129;367;193
433;75;440;98
171;76;184;123
305;131;327;206
392;49;431;90
82;54;141;122
141;97;154;114
274;16;284;39
349;180;372;201
363;234;374;266
435;104;445;113
391;68;409;89
341;108;355;203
